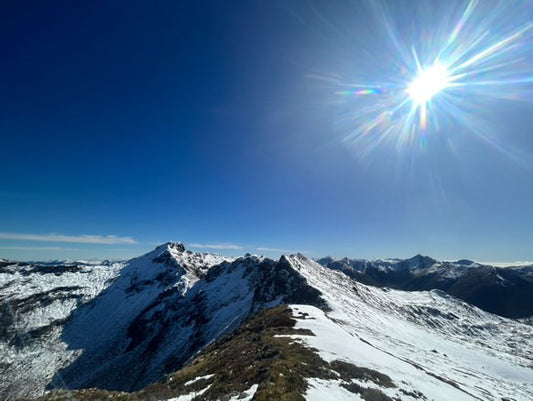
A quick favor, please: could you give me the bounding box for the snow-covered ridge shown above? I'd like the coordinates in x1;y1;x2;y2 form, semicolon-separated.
0;242;232;400
292;305;531;401
316;253;533;318
285;254;532;400
0;243;326;399
1;245;531;400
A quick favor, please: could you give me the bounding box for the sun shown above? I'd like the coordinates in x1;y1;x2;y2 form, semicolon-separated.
330;0;531;151
407;62;451;106
405;62;452;129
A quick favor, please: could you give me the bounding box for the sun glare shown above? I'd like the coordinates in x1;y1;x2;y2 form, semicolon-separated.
407;63;451;106
329;0;531;154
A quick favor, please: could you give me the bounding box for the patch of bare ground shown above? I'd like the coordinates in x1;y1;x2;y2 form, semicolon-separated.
24;305;396;401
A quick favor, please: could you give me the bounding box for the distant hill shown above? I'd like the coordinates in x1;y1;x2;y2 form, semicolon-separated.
316;254;533;318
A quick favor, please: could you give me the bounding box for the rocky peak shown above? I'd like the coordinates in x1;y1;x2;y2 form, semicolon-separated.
168;242;186;252
401;254;437;270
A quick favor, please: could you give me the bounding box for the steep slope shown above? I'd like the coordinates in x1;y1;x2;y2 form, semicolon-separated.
27;292;532;401
52;249;325;393
26;304;413;401
317;255;533;318
2;248;532;400
288;254;532;400
0;259;123;401
0;244;325;399
0;243;231;400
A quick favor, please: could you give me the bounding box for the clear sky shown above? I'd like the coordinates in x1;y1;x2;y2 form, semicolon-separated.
1;1;532;262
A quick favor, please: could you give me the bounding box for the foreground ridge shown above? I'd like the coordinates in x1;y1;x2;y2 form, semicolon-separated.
1;244;531;400
23;305;401;401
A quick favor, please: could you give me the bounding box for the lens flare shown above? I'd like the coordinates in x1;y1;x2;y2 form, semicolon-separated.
321;0;532;158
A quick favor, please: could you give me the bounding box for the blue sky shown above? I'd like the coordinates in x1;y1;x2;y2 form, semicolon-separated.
1;1;532;262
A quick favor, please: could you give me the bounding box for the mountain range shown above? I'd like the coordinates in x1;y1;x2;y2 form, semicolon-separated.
316;254;533;318
0;243;531;400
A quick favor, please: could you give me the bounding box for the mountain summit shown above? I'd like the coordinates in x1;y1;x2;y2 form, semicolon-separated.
0;245;531;400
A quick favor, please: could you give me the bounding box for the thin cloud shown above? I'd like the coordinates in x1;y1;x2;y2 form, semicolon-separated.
0;246;82;251
0;232;136;244
257;247;311;255
256;247;294;253
188;243;243;250
479;261;533;267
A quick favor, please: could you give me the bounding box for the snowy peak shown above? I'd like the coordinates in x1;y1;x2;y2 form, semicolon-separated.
317;254;533;318
281;252;318;267
26;247;325;395
123;242;232;290
149;242;228;280
2;246;532;401
400;253;437;269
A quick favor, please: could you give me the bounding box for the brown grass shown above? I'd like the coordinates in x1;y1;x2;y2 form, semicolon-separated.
24;305;397;401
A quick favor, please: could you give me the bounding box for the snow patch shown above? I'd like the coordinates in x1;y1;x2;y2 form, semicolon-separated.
228;384;259;401
306;378;364;401
166;384;211;401
183;374;214;386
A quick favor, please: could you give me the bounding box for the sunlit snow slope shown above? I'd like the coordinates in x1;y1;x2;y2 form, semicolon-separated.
288;254;532;401
1;246;531;401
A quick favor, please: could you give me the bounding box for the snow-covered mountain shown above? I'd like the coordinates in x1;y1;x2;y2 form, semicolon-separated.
0;258;123;400
1;244;531;400
317;254;533;318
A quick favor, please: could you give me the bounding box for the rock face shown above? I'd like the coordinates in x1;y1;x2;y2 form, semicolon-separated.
51;250;325;393
1;246;532;401
316;255;533;318
0;259;123;401
0;244;325;399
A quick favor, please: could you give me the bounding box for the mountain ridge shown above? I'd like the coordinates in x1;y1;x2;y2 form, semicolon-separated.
1;243;532;400
316;254;533;318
